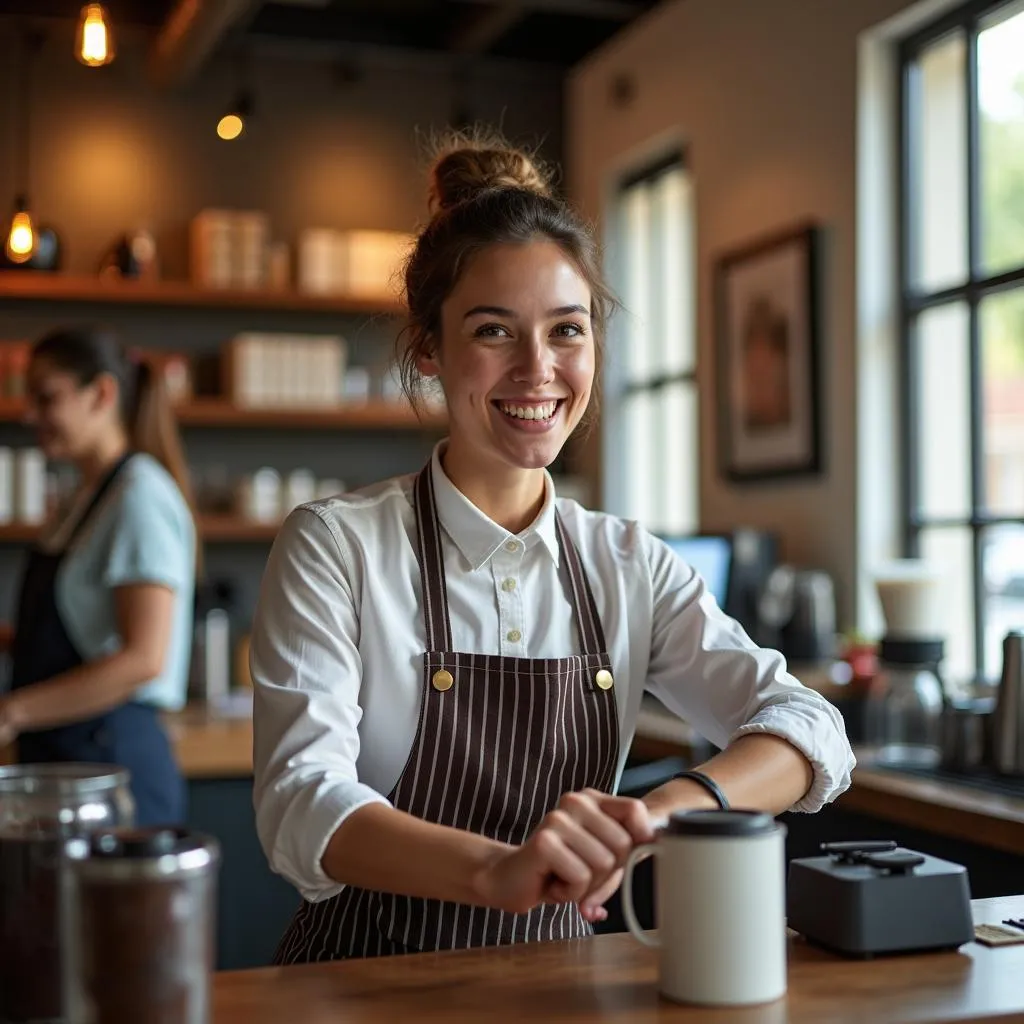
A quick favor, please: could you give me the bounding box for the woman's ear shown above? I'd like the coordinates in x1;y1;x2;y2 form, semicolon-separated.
416;339;441;379
91;371;121;415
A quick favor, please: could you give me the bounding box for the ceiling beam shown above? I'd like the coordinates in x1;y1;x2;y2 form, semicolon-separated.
449;3;526;54
149;0;265;88
459;0;641;20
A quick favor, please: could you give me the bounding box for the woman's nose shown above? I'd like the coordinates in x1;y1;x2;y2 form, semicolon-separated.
511;338;555;384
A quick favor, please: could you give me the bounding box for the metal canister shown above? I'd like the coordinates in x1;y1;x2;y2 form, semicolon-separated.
993;631;1024;776
62;828;220;1024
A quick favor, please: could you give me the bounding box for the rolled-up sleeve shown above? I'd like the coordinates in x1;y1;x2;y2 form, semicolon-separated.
643;534;855;812
250;507;391;902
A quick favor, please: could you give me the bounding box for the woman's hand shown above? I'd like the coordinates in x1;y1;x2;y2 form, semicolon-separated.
472;789;654;923
0;696;22;749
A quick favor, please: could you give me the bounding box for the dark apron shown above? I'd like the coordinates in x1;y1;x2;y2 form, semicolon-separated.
274;462;620;964
9;454;186;827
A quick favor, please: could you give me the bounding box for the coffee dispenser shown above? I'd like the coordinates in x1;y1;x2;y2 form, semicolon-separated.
865;561;948;766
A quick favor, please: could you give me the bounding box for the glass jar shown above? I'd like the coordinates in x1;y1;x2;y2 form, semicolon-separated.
866;638;946;768
0;765;134;1023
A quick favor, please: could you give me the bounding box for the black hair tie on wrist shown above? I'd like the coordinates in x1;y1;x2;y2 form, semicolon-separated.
673;770;730;811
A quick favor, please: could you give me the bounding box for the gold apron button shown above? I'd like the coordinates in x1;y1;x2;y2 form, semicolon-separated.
432;669;454;692
595;669;613;691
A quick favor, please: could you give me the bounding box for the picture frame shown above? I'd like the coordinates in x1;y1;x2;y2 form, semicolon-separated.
714;222;822;482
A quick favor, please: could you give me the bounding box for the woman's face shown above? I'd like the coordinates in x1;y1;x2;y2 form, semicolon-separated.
25;358;117;461
421;239;596;477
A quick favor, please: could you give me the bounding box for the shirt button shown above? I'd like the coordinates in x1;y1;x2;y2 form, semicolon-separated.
502;578;517;592
507;629;522;643
505;540;519;553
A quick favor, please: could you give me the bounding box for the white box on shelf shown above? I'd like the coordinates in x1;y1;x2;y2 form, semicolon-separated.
15;448;46;524
0;447;13;524
337;230;413;301
298;228;342;295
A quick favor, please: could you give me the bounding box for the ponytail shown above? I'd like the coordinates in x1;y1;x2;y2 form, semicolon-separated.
130;359;196;520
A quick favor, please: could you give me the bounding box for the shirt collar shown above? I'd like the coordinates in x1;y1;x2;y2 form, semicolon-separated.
428;442;560;571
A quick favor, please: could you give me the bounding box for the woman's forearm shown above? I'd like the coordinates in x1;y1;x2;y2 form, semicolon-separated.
321;802;509;905
3;648;160;732
642;733;814;823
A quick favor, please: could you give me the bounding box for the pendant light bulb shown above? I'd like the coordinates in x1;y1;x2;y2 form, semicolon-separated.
5;199;35;264
217;113;244;141
76;4;115;67
216;92;252;141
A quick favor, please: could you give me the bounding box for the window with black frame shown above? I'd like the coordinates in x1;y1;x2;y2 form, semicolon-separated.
899;0;1024;684
605;152;698;535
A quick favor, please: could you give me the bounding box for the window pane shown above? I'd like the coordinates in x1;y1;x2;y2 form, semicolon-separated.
622;186;653;382
981;286;1024;514
912;31;968;292
916;303;971;518
979;1;1024;275
982;523;1024;680
623;389;657;525
919;527;975;686
654;168;696;375
658;381;699;534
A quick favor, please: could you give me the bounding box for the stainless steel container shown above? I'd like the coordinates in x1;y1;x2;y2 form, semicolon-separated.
0;764;134;1024
993;631;1024;776
62;828;220;1024
940;697;994;773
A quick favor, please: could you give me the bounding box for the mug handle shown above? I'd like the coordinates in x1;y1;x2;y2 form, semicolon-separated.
621;843;659;948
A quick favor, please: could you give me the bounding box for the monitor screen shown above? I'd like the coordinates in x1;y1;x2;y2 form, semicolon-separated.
660;534;732;609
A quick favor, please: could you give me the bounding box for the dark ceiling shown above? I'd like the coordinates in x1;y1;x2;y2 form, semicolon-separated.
0;0;662;66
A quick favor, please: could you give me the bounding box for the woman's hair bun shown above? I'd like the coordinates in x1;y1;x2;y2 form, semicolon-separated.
427;132;552;213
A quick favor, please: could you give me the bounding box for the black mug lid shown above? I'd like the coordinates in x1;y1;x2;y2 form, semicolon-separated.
662;809;778;837
90;827;202;859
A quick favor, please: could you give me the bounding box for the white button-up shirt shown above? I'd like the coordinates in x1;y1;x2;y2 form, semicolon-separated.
251;444;855;902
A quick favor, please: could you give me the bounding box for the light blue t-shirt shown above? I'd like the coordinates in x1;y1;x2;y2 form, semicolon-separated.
55;453;196;711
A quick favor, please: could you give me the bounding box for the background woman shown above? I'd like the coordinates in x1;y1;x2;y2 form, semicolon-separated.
251;134;855;962
0;326;197;826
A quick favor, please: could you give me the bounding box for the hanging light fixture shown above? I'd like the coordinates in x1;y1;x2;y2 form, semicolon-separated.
216;49;253;141
76;4;115;67
5;31;42;266
217;92;252;141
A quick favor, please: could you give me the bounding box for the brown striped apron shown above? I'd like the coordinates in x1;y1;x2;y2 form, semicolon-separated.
273;462;620;964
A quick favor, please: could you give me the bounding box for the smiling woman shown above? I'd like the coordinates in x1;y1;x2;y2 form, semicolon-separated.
249;129;855;966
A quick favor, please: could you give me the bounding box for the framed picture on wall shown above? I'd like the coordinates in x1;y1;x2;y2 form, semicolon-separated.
714;222;822;482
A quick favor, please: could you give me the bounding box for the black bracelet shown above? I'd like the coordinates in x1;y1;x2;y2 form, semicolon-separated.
673;770;730;811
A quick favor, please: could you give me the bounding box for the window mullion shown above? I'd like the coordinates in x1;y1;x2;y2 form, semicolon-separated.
966;14;986;673
900;56;921;555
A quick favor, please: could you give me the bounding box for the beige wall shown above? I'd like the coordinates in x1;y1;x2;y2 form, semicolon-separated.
567;0;927;629
0;20;562;279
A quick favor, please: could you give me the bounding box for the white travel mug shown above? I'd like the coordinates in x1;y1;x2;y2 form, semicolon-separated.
621;809;788;1006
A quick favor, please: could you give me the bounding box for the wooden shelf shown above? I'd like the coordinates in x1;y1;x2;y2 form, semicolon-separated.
0;271;407;317
0;516;289;545
198;516;283;542
0;397;446;431
0;522;42;542
176;399;445;430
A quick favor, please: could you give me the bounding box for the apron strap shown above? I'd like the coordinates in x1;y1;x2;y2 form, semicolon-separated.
63;452;134;550
414;464;454;652
554;511;608;657
414;461;609;657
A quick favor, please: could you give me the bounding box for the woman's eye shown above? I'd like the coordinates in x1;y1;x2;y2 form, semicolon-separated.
552;321;586;339
473;323;512;339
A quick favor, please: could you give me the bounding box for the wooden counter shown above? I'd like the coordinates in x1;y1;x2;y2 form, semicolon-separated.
163;703;254;779
212;895;1024;1023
